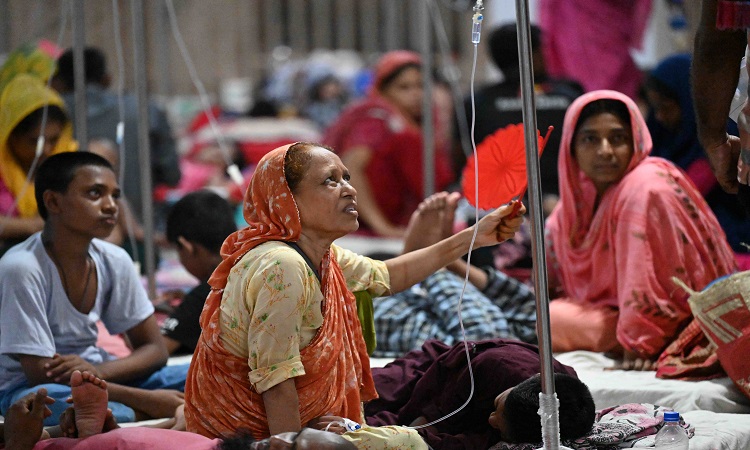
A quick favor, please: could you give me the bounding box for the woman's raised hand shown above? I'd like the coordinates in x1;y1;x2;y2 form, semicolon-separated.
473;201;526;248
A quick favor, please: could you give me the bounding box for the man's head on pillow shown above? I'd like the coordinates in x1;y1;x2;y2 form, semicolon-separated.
489;373;595;443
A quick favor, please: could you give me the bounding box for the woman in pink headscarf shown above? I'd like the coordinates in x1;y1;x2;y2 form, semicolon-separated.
323;51;454;238
546;90;736;373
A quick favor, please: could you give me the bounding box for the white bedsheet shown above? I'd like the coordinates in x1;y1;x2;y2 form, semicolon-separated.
684;410;750;450
554;350;750;414
334;235;404;257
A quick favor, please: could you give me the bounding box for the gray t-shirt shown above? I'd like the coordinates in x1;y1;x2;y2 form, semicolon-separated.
0;233;154;391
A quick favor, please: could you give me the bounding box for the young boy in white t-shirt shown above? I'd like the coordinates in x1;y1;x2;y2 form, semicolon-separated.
0;152;183;426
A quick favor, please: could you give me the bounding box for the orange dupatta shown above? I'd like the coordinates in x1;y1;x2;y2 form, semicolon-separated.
184;144;376;439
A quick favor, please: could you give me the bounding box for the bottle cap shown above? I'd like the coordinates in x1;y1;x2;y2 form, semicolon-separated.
663;411;680;422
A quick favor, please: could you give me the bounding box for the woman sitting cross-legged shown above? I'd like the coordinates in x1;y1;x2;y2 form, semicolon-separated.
546;90;737;373
183;142;524;440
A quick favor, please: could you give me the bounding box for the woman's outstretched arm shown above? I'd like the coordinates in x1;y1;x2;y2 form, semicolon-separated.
385;202;524;293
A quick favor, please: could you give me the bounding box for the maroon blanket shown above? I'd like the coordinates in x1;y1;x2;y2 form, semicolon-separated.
365;339;578;450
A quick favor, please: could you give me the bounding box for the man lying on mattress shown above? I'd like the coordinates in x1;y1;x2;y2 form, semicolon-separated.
0;153;186;427
363;338;596;450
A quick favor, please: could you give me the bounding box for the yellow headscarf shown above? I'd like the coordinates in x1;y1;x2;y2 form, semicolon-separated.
0;74;77;217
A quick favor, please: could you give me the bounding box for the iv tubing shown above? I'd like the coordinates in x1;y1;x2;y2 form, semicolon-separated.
409;32;482;432
164;0;244;187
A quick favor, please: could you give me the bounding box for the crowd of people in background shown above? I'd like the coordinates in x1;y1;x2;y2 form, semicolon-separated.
0;4;749;448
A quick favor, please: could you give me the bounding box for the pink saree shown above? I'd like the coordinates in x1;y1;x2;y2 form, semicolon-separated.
546;90;736;375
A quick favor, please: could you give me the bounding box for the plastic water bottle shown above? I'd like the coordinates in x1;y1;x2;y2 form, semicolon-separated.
654;411;689;449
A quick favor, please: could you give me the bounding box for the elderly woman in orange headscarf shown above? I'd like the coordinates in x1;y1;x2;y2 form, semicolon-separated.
323;51;455;238
183;142;524;439
0;74;76;255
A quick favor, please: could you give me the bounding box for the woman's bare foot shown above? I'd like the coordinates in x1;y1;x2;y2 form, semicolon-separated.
402;191;461;254
70;370;108;438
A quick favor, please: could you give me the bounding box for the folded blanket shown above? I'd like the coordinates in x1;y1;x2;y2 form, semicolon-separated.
490;403;694;450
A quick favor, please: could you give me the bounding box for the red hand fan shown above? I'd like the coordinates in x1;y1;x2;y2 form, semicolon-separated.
462;124;553;214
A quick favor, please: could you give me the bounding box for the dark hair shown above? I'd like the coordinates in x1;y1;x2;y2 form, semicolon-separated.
55;47;108;91
283;142;334;192
573;98;632;147
218;430;256;450
11;106;68;137
504;373;595;443
644;74;678;104
488;23;541;72
35;152;114;220
166;190;237;253
377;62;421;92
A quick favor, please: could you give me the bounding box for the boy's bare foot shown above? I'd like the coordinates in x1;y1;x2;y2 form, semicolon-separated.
70;370;108;438
402;192;461;254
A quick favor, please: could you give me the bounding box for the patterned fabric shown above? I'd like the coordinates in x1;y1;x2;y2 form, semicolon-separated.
184;144;381;439
372;267;537;358
0;74;76;217
342;425;429;450
545;90;737;364
490;403;694;450
218;242;389;392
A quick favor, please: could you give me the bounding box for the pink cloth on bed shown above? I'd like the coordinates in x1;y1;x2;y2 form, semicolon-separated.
95;321;131;358
546;90;737;359
34;428;219;450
